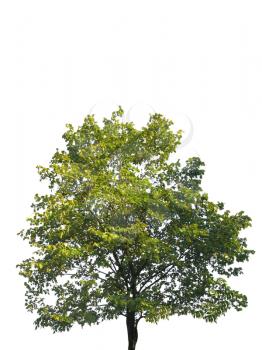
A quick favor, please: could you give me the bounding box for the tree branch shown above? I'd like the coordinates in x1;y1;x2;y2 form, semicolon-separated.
112;251;130;290
138;264;174;293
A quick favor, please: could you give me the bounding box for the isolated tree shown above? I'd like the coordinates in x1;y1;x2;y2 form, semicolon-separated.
17;107;254;350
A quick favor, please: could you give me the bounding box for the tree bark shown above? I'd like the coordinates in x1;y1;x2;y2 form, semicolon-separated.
126;312;138;350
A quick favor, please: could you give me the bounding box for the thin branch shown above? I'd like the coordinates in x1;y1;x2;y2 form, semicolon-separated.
108;256;117;273
112;251;130;290
138;264;175;293
137;264;170;291
136;311;145;323
95;269;109;276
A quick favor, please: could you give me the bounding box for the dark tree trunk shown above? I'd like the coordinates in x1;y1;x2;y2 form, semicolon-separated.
126;312;138;350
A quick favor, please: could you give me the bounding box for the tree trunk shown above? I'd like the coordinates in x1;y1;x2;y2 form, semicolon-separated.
126;312;138;350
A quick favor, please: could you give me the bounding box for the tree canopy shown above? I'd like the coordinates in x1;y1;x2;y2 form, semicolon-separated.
17;107;254;350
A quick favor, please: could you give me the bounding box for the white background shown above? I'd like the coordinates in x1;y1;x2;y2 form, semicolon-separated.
1;1;261;349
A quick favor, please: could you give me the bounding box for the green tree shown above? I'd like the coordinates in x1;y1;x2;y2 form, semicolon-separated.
17;107;254;350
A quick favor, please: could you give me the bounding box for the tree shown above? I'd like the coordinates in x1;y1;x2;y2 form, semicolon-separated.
17;107;254;350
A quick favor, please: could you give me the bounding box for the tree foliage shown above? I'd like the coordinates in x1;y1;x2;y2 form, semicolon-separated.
17;107;254;349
